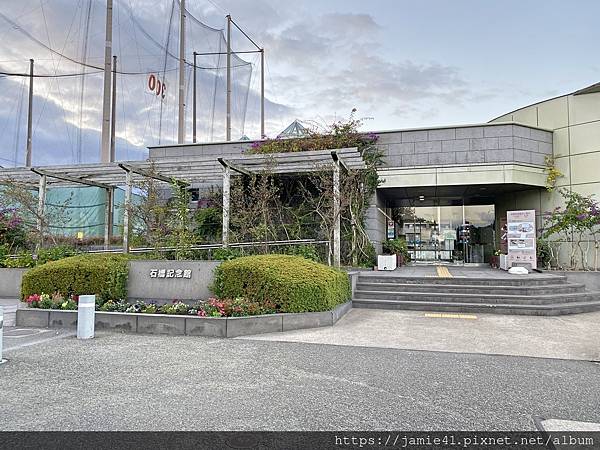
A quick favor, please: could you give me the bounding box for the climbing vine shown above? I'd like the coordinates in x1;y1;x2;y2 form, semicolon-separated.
544;155;563;192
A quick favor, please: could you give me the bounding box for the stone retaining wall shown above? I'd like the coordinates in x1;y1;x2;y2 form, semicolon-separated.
15;301;352;338
0;268;28;298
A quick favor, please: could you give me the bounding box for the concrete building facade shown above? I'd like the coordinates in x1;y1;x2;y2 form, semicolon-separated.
149;83;600;267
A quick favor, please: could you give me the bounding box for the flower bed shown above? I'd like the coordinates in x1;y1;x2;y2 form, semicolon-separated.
25;294;277;318
16;300;353;338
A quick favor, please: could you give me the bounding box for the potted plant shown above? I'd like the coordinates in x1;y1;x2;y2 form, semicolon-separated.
382;238;411;267
490;250;502;268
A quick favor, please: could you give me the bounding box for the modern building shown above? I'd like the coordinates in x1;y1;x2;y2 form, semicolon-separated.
149;82;600;266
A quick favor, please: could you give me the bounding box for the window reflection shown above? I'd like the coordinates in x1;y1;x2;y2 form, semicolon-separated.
397;204;495;263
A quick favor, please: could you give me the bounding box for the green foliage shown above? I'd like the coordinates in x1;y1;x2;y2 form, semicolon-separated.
0;244;7;267
542;188;600;269
37;245;78;265
244;112;383;266
168;182;196;260
0;207;27;251
282;244;320;262
99;299;129;312
159;301;190;315
382;238;411;262
537;238;552;269
213;254;351;313
194;207;222;242
24;292;77;310
197;297;277;317
544;155;563;192
21;254;132;301
212;247;244;261
3;252;35;268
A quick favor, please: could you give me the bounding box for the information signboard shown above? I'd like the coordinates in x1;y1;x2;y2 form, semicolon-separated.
506;209;537;270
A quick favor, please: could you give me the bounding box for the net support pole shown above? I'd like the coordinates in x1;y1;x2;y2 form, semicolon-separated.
193;51;197;143
25;58;33;167
333;159;341;267
100;0;113;163
177;0;186;144
260;48;265;138
226;14;232;141
37;174;47;248
110;55;117;162
122;170;131;253
104;187;113;250
222;165;230;247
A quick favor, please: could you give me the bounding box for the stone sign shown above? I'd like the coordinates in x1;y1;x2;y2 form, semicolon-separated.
127;260;221;303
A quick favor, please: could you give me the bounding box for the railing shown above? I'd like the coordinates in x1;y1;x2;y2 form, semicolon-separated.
86;238;332;264
5;239;332;264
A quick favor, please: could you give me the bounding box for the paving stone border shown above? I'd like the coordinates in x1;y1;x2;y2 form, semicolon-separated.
15;301;352;338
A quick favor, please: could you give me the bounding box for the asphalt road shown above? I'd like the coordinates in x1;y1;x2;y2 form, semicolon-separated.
0;331;598;431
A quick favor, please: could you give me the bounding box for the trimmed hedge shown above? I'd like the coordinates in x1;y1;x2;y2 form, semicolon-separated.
213;254;350;313
21;254;132;301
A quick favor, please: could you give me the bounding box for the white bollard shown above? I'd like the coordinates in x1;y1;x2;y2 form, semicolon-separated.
0;306;4;363
77;295;95;340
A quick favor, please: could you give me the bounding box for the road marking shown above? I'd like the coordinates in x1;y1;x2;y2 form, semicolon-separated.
436;266;452;278
540;418;600;432
424;313;478;320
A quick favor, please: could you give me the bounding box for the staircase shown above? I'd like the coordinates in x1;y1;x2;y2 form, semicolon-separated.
352;273;600;315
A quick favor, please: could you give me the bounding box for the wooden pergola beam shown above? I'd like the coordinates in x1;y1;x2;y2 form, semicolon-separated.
119;163;189;187
31;168;112;189
218;157;251;176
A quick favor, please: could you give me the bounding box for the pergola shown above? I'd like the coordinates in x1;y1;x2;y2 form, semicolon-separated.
0;147;366;266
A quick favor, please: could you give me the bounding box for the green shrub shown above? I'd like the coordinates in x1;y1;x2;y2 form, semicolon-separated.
213;255;350;313
21;254;132;301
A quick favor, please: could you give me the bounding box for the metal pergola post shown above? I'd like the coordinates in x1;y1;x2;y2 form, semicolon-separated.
222;164;231;247
122;169;132;253
104;187;113;250
36;174;47;248
332;157;341;267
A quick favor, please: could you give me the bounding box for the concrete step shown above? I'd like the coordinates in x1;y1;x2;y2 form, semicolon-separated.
355;282;586;296
352;298;600;316
356;275;568;286
353;290;597;305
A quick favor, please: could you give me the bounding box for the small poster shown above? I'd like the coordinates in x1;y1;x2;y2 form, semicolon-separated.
506;210;537;270
387;220;395;239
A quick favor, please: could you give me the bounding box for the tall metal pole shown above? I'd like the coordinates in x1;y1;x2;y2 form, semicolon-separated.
193;51;197;143
100;0;113;163
110;55;117;162
25;58;33;167
260;48;265;138
226;14;232;141
177;0;186;144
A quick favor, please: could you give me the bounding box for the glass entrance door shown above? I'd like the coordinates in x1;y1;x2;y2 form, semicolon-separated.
397;203;495;264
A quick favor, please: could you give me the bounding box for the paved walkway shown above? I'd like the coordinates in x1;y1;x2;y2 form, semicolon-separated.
1;332;599;430
239;308;600;361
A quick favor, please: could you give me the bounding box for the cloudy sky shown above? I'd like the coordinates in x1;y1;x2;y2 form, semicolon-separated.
0;0;598;166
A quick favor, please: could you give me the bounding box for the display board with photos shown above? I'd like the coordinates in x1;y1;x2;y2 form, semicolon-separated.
506;209;537;270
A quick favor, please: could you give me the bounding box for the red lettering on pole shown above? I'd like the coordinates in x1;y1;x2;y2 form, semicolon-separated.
148;74;156;92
